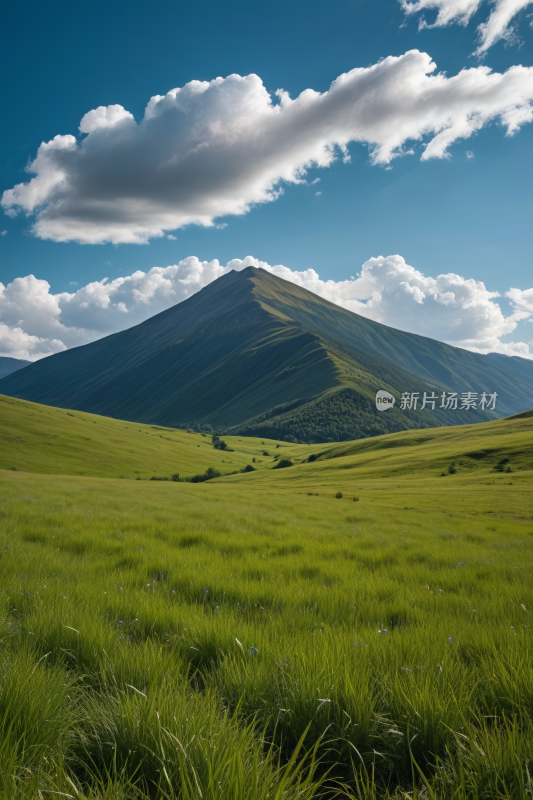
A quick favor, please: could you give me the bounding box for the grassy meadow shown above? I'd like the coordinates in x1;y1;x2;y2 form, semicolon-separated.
1;396;533;798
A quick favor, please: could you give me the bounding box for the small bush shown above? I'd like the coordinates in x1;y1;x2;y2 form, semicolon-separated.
495;458;510;472
308;454;317;462
262;450;269;456
171;473;180;482
241;465;256;473
448;464;457;474
273;459;293;470
505;465;512;473
252;457;256;463
335;492;343;499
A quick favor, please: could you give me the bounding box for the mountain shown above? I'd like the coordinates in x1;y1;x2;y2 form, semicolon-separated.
0;357;31;379
1;267;532;443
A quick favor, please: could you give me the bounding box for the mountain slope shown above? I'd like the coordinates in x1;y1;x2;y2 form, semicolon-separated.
0;267;531;442
0;357;31;379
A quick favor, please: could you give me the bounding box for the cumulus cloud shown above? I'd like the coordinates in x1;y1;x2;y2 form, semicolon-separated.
506;286;533;316
3;51;533;244
0;323;66;361
1;254;532;361
401;0;533;55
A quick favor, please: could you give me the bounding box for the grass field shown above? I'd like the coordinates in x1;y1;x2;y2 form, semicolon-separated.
1;396;533;798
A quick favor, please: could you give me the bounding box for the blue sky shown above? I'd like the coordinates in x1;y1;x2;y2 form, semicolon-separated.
1;0;532;361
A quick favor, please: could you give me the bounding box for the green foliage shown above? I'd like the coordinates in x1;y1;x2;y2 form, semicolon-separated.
241;464;256;473
273;459;293;469
335;491;343;498
233;387;443;444
448;463;457;474
188;466;222;483
495;458;510;472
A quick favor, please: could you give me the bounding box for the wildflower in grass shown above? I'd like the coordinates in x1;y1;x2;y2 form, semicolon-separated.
448;637;454;643
248;647;258;656
378;628;388;634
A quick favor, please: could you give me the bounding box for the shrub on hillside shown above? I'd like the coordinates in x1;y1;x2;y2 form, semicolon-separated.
273;459;293;469
241;464;256;473
495;458;510;472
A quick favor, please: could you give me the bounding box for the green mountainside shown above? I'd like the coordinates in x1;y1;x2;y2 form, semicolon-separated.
1;267;532;443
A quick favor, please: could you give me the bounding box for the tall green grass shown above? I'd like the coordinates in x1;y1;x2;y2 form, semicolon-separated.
1;463;533;797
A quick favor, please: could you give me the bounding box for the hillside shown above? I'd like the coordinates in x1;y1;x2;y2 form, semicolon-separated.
0;356;31;379
1;267;532;442
222;411;533;496
0;394;310;479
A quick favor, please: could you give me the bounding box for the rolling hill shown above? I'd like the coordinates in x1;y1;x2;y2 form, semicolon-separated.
1;267;532;442
0;394;309;479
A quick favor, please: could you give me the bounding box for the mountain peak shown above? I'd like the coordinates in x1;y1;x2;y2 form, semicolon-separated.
1;266;532;437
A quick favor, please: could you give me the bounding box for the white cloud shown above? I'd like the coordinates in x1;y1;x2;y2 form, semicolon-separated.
506;286;533;316
1;254;531;361
3;51;533;244
0;323;66;361
0;230;7;236
466;149;475;157
401;0;533;55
